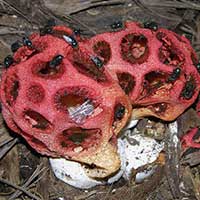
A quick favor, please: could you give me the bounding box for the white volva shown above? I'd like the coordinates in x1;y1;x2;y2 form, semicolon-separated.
119;131;164;180
50;120;177;189
49;139;126;189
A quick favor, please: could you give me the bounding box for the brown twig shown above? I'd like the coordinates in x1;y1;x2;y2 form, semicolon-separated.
0;138;18;160
0;0;32;24
0;177;41;200
182;151;200;167
74;190;97;200
8;163;47;200
67;0;125;15
103;184;114;200
165;124;182;199
180;24;196;36
63;15;97;35
133;0;181;21
180;0;200;10
135;0;200;10
0;27;25;35
0;137;14;147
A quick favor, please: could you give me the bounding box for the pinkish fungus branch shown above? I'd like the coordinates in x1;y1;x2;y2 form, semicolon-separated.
181;127;200;150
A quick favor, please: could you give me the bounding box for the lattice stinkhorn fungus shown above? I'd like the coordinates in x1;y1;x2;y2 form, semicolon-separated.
1;21;200;180
181;127;200;150
84;21;200;121
0;25;132;178
181;98;200;150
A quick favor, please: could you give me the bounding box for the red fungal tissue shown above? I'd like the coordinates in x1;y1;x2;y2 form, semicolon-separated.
85;21;200;121
1;21;200;178
0;25;131;178
181;127;200;150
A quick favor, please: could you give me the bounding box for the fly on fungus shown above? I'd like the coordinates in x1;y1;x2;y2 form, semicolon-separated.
49;55;64;68
40;19;56;35
4;55;14;68
11;41;21;53
63;35;78;48
110;21;123;29
22;36;33;48
143;21;158;31
91;56;104;69
167;67;181;82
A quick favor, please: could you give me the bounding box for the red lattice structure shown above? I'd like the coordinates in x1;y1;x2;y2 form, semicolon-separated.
84;21;200;120
1;21;200;178
0;25;131;178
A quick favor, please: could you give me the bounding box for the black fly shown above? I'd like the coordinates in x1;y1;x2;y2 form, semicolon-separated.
4;55;14;68
114;103;125;120
91;56;104;69
40;19;56;35
181;78;196;100
73;28;82;36
22;36;33;48
11;41;21;52
143;21;158;31
168;67;181;82
49;55;64;68
110;21;123;29
196;62;200;73
63;35;78;48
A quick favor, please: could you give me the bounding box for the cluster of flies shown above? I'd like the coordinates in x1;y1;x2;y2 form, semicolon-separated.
2;20;199;101
3;19;105;71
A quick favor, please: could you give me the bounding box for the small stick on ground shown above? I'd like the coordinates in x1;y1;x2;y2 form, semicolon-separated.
134;0;181;21
64;15;97;35
0;177;41;200
8;163;47;200
67;0;125;15
0;0;32;24
0;138;18;160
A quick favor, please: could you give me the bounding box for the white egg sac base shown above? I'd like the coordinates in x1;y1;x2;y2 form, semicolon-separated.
49;120;177;189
